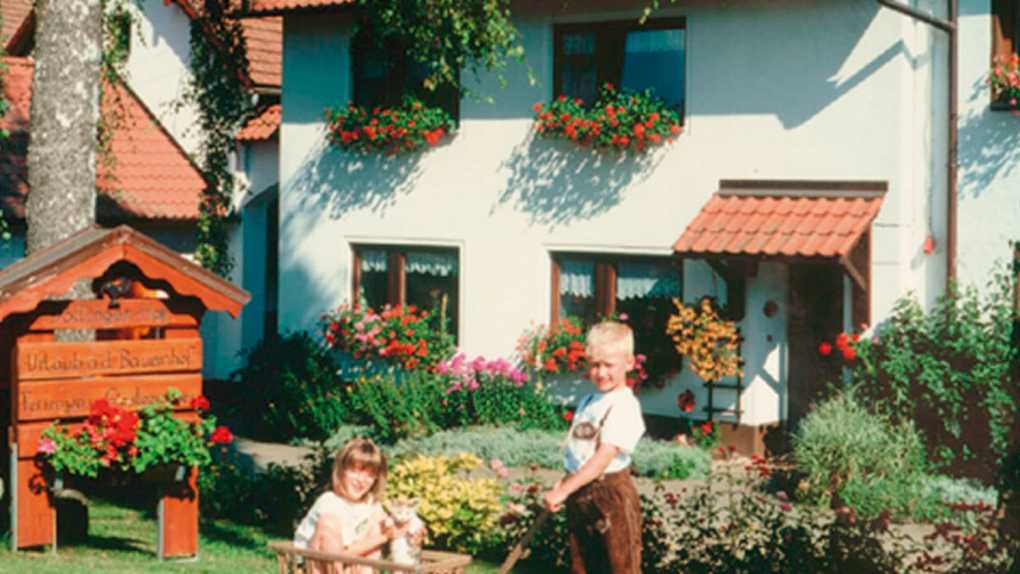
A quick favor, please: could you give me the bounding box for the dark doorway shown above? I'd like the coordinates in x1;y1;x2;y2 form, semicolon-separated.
787;263;844;429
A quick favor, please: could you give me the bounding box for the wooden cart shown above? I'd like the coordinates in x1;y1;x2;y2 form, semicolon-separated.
268;541;472;574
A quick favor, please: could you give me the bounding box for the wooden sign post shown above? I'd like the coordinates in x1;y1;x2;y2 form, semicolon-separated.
0;225;249;559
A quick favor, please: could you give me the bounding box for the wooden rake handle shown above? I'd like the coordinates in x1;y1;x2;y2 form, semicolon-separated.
498;508;551;574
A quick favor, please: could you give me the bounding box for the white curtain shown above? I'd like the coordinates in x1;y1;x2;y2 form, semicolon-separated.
624;29;683;53
617;261;680;300
559;259;594;298
406;251;458;276
360;249;388;273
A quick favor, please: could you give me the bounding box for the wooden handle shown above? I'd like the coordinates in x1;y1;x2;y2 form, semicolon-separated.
498;508;550;574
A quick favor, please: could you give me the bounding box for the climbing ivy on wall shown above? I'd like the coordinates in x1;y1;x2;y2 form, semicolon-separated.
0;12;11;242
183;3;254;277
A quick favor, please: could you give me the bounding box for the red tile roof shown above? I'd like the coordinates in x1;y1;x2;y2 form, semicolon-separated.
240;0;355;15
1;57;206;221
237;103;281;141
1;0;31;49
673;181;886;259
239;16;282;88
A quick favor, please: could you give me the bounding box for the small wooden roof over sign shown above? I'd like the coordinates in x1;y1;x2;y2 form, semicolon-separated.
0;225;250;323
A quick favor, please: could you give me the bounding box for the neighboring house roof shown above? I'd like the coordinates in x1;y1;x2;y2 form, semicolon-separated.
673;181;886;259
1;0;32;53
0;57;207;221
238;0;355;16
239;16;282;88
237;103;281;141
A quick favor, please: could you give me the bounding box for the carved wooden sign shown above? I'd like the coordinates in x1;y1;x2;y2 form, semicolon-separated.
28;299;197;331
14;339;202;381
16;374;201;422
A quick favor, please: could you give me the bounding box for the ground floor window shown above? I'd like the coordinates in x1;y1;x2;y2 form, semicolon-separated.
552;253;682;384
352;245;459;340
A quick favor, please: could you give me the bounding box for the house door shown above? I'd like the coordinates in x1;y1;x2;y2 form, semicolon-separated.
787;263;844;428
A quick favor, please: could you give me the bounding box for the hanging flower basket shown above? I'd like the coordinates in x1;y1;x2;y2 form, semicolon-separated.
324;96;455;154
665;297;742;382
532;83;682;152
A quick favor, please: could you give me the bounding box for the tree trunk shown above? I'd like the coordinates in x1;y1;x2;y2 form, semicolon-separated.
26;0;102;253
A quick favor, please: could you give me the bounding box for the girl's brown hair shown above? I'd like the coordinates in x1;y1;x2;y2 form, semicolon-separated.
332;438;387;501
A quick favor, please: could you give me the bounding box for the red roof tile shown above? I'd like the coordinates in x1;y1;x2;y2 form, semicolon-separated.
237;103;281;141
1;0;31;49
240;0;355;15
240;16;282;88
673;182;886;259
1;57;206;221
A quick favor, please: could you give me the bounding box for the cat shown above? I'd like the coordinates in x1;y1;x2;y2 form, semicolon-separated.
385;498;425;567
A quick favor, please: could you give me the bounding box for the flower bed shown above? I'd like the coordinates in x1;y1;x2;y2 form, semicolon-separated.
325;96;455;154
38;389;232;479
321;302;455;370
532;83;682;152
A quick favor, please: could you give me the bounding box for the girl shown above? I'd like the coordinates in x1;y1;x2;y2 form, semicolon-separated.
294;438;408;574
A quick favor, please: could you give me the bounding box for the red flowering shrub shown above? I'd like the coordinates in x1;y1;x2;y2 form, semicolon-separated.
818;330;861;362
517;317;587;375
532;83;682;152
325;96;455;154
38;389;230;479
321;302;456;371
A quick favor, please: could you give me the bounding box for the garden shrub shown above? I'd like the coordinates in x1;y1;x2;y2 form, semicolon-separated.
849;271;1019;482
386;453;504;555
632;437;711;480
230;331;345;442
345;368;450;443
793;391;932;520
438;353;568;431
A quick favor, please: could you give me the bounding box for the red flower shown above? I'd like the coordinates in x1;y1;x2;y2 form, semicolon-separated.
818;342;833;356
699;421;714;435
210;426;234;445
563;411;574;422
532;102;543;113
670;124;682;135
841;346;857;361
190;395;210;412
544;358;559;373
677;390;696;413
835;332;850;349
424;128;444;146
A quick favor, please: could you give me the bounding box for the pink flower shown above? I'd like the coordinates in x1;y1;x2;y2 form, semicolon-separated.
37;438;56;455
618;313;629;321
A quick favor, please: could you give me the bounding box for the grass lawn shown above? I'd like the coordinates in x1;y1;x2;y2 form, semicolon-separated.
0;496;554;573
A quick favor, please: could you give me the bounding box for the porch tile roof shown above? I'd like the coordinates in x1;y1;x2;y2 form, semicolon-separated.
1;57;206;221
239;15;282;88
673;181;886;259
240;0;355;15
237;103;281;141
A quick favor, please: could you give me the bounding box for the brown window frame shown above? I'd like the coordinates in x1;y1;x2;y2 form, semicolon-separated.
549;253;682;323
553;17;687;122
992;0;1018;108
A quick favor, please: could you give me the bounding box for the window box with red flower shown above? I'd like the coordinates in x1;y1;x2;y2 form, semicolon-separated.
37;389;233;482
325;96;455;154
989;54;1020;111
532;84;682;152
321;301;456;371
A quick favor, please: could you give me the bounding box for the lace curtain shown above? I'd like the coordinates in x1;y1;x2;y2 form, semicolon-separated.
617;261;680;300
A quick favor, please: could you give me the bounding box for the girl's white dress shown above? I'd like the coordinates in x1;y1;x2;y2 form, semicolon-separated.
294;491;383;549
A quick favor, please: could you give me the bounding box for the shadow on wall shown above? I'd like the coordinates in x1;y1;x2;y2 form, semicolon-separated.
286;136;426;220
496;132;664;227
958;76;1020;199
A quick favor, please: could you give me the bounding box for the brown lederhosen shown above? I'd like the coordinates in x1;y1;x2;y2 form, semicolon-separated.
564;398;642;574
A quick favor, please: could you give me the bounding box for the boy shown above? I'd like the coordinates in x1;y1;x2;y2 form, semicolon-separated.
543;321;646;574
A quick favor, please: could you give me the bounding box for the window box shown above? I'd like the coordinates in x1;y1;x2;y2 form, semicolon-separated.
991;0;1020;110
325;97;455;154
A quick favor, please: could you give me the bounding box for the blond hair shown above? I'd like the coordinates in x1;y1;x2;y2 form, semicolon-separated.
586;321;635;357
332;438;387;502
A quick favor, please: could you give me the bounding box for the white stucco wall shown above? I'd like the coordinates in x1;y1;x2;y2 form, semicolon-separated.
277;0;944;422
239;139;280;207
956;1;1020;290
124;0;203;157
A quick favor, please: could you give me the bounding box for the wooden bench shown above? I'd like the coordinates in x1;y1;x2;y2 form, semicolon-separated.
267;541;472;574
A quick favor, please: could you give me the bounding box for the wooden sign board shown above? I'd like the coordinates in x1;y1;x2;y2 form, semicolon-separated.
14;339;202;381
28;299;198;331
16;373;201;422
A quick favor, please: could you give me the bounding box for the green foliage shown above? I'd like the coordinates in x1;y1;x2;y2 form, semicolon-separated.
793;392;933;520
357;0;524;97
129;391;214;472
387;453;504;555
325;96;455;154
345;368;449;444
632;437;711;480
534;84;683;152
231;331;347;442
185;2;255;276
850;271;1019;479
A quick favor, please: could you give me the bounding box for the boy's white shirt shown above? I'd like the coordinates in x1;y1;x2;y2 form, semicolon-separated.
294;491;382;549
564;386;646;475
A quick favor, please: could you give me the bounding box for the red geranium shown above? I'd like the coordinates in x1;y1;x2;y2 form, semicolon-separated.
210;426;234;445
818;342;833;356
677;390;696;413
190;395;210;412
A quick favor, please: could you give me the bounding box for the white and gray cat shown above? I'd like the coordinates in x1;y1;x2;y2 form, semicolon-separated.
385;498;425;566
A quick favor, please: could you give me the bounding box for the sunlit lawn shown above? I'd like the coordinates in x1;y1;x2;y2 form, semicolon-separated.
0;496;550;573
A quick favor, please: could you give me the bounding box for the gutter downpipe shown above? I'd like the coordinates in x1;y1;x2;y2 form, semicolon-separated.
876;0;958;290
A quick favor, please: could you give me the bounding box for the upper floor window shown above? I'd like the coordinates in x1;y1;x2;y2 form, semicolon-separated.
351;31;460;120
352;245;460;340
554;18;686;120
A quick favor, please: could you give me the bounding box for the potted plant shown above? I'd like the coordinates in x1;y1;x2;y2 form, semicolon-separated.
532;83;682;152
